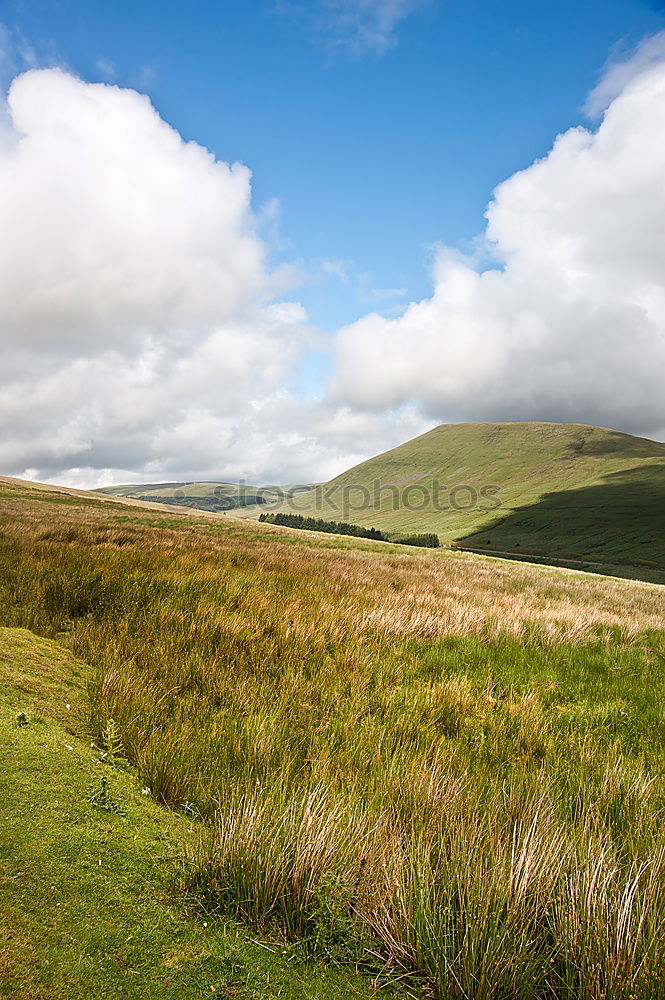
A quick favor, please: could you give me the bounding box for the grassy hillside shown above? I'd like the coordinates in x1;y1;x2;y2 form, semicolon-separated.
2;475;665;998
97;481;318;514
238;422;665;574
0;625;384;999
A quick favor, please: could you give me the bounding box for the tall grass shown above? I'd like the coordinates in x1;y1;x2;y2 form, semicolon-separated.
1;487;665;996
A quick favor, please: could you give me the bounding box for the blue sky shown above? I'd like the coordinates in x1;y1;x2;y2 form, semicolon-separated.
3;0;664;332
2;0;665;485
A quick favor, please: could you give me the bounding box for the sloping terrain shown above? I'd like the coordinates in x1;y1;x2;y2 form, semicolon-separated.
239;422;665;574
0;626;381;1000
1;476;665;998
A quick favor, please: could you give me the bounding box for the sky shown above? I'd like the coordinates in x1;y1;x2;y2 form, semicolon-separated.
1;0;665;487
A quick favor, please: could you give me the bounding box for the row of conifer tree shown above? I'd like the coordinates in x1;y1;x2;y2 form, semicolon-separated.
258;512;439;548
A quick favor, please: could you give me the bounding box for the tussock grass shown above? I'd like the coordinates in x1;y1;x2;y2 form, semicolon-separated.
1;485;665;997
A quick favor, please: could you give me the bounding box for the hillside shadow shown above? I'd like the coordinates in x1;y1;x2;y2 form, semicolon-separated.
458;463;665;583
564;432;665;460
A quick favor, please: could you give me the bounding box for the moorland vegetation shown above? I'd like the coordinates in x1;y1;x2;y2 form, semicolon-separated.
1;477;665;998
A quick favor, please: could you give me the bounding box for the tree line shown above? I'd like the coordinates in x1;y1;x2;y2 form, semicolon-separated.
258;512;439;548
394;533;440;548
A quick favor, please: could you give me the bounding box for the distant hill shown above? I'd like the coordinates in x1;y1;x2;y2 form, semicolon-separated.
96;481;319;514
239;422;665;575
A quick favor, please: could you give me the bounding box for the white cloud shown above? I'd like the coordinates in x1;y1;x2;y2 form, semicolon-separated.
331;53;665;440
585;31;665;119
0;69;271;353
280;0;429;59
0;67;422;488
0;69;319;484
323;0;429;56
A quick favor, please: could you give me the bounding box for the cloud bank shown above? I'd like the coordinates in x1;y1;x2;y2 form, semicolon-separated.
332;44;665;439
1;37;665;489
0;66;427;486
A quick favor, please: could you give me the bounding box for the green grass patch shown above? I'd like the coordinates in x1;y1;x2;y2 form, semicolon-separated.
0;627;386;999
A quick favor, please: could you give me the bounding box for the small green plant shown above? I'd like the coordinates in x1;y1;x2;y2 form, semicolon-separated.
15;712;29;728
306;873;360;961
100;717;123;767
88;775;125;815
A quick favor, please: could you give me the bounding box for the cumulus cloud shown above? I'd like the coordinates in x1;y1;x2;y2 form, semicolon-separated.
0;69;317;484
0;70;272;352
0;66;424;487
332;48;665;440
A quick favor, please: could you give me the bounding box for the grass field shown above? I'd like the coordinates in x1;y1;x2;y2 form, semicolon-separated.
236;422;665;577
2;475;665;998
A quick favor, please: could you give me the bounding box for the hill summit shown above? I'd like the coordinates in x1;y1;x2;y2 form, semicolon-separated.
245;422;665;574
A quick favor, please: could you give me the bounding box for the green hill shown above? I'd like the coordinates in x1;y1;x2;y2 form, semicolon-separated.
241;422;665;574
97;481;318;514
